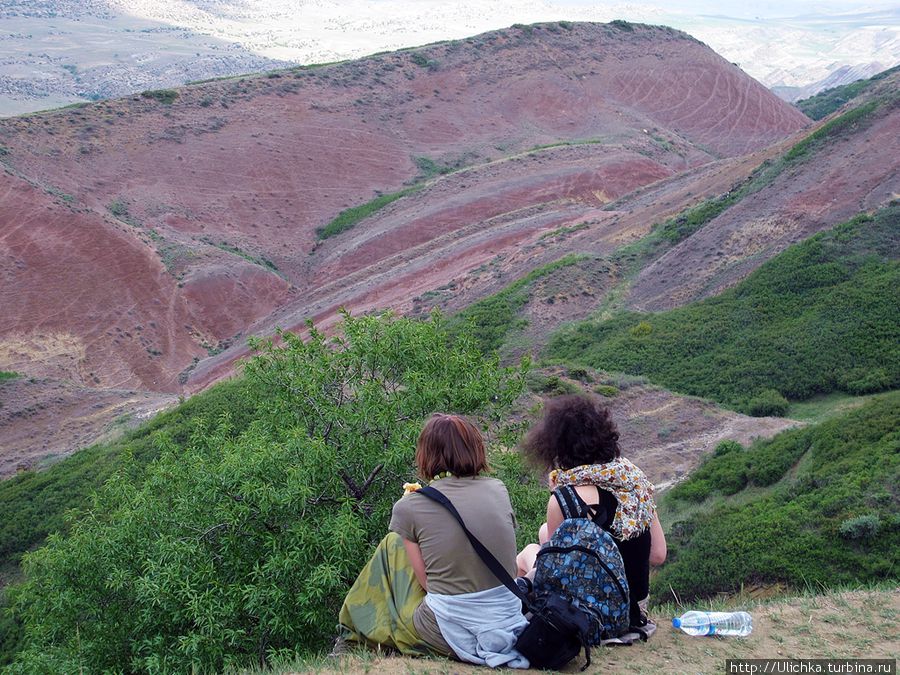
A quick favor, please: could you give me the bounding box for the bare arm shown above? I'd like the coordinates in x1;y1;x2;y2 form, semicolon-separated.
403;538;427;591
649;513;667;566
546;494;563;538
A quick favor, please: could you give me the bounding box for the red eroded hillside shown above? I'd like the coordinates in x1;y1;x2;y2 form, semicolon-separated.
0;21;810;469
626;76;900;311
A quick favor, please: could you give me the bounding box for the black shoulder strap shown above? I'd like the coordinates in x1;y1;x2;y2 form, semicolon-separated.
553;485;608;526
416;485;528;605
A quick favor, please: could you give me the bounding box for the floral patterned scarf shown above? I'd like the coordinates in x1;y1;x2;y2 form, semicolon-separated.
550;458;656;540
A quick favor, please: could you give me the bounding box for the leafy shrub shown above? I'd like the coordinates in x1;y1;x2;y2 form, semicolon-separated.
839;514;881;540
795;64;899;119
655;392;900;598
609;19;634;31
9;313;528;672
141;89;179;104
566;367;591;382
316;187;419;240
526;372;578;396
547;206;900;410
714;440;742;456
745;389;790;417
593;384;618;397
630;320;652;337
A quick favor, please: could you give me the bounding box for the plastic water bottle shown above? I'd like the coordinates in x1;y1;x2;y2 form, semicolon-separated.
672;610;753;636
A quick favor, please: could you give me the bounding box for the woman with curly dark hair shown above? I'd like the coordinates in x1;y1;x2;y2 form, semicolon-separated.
515;394;666;636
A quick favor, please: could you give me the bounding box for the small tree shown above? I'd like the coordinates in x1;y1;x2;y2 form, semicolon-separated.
10;312;528;672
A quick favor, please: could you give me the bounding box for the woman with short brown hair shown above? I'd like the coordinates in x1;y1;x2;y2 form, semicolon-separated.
339;413;528;667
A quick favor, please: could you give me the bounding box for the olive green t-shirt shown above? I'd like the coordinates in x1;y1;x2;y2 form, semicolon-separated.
389;476;519;653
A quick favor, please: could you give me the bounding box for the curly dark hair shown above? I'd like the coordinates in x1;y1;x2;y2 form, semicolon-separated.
522;394;621;471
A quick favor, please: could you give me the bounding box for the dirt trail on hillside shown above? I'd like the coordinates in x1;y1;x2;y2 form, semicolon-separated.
317;588;899;674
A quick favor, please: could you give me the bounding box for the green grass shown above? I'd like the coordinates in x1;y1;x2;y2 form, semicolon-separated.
786;391;886;425
316;186;420;240
448;254;586;353
546;206;900;414
0;371;18;383
796;65;900;120
655;391;900;599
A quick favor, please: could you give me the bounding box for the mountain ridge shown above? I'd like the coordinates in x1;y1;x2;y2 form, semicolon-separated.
0;21;807;413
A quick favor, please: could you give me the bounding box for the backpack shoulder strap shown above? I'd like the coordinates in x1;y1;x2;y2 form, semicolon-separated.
553;485;609;525
553;485;586;519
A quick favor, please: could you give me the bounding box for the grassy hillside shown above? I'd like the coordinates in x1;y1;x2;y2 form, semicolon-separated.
655;391;900;598
0;378;263;667
796;65;900;120
447;254;589;353
546;205;899;414
0;378;260;574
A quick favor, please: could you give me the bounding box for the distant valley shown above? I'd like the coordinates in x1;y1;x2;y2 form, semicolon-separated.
0;1;898;115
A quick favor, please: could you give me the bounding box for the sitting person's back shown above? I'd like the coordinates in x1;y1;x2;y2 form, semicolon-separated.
516;395;667;633
340;414;528;668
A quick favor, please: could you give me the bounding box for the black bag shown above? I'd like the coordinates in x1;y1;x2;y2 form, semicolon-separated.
417;485;595;671
515;592;593;670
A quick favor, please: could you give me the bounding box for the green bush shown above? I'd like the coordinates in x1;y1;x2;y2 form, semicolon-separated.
714;440;742;456
141;89;179;104
8;313;528;671
795;65;899;120
593;384;618;397
525;372;578;396
656;392;900;598
316;187;419;240
745;389;790;417
547;206;900;410
566;367;591;382
839;514;881;540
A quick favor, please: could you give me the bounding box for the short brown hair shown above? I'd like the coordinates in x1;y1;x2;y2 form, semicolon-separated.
522;394;620;472
416;414;489;480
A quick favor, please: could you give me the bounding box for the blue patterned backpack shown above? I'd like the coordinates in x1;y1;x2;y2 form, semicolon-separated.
532;485;631;645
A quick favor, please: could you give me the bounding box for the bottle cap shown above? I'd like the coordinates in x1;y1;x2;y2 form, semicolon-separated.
672;617;681;628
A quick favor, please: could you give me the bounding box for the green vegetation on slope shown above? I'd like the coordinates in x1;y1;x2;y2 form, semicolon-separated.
795;65;900;120
0;371;18;383
0;378;259;574
655;391;900;598
447;254;589;353
315;186;420;240
546;206;900;414
140;89;179;104
5;313;529;672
